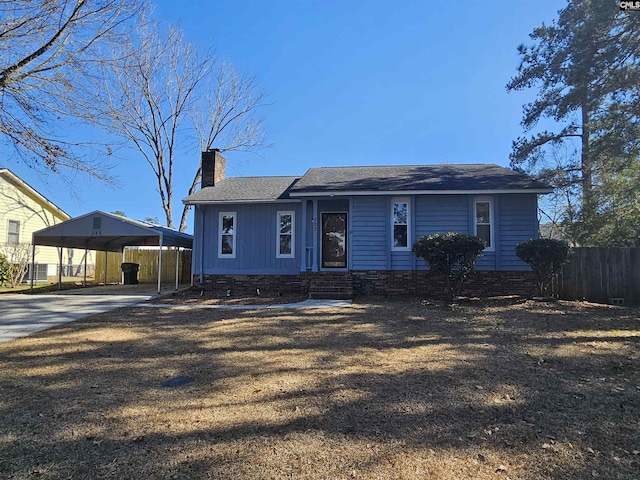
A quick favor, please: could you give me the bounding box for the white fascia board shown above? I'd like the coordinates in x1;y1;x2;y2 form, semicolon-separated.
289;189;553;197
183;199;302;205
0;168;71;220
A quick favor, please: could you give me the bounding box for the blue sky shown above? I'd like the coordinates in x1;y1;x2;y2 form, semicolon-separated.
6;0;566;230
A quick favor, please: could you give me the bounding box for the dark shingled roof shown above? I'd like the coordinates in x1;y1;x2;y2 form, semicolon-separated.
289;164;552;194
183;176;300;203
183;164;552;204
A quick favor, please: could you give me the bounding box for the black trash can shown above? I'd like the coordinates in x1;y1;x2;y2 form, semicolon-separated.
121;262;140;285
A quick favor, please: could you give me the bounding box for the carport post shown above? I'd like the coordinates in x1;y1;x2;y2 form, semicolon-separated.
157;233;164;294
103;250;108;285
29;241;36;293
121;246;125;284
83;248;87;287
175;247;180;291
58;246;63;290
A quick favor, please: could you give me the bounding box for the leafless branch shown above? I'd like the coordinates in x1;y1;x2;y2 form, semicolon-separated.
88;17;210;229
0;0;142;183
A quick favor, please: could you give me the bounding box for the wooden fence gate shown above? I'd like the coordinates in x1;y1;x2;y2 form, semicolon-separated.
95;248;192;284
554;247;640;305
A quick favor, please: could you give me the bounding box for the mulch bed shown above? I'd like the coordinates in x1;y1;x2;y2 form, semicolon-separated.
0;297;639;479
152;288;309;305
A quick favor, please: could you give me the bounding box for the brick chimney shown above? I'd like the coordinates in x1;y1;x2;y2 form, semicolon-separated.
201;149;226;188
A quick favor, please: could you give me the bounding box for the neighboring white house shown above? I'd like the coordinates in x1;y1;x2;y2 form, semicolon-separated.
0;168;83;280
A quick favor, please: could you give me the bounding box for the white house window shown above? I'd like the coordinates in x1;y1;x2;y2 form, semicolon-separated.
219;212;236;258
391;197;410;250
7;220;20;244
276;211;295;258
474;198;493;250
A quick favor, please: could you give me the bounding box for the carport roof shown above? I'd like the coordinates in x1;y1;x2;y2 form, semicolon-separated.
32;211;192;252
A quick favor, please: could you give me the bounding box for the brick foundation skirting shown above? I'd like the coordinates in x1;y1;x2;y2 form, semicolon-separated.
350;270;537;298
196;274;307;295
195;270;537;299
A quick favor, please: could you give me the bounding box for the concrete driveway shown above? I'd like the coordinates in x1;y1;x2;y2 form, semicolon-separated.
0;284;164;344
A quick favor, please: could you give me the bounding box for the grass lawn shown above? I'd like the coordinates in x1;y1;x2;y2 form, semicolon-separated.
0;281;96;295
0;297;639;479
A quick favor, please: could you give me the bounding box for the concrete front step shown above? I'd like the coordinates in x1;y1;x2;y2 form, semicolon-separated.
306;272;353;299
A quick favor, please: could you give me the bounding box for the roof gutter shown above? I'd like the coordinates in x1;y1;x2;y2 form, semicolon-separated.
183;198;302;205
288;188;554;197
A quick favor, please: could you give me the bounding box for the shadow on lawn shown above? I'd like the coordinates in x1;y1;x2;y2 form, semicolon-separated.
0;299;639;479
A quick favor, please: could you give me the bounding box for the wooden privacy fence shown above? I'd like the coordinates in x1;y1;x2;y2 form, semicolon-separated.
554;247;640;305
95;248;192;284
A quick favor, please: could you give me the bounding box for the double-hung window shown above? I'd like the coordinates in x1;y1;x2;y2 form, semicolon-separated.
474;198;493;250
276;211;295;258
7;220;19;244
391;197;411;250
219;212;236;258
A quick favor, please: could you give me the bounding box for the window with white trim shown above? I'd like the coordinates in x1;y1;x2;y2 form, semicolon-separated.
7;220;19;244
474;198;493;250
276;211;295;258
391;197;410;250
219;212;236;258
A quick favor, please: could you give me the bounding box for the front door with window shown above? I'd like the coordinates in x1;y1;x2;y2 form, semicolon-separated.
321;212;347;268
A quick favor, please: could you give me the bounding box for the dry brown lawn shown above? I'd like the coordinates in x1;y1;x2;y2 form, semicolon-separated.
1;297;639;479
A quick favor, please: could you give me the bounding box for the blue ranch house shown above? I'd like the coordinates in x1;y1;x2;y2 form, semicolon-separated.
183;150;552;298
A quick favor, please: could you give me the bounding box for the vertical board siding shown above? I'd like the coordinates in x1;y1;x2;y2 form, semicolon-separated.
391;251;413;270
191;206;203;276
414;195;469;271
497;193;538;271
196;193;541;274
557;247;640;305
352;193;539;272
351;196;388;270
202;203;301;274
475;251;497;271
305;201;314;247
414;195;469;237
96;249;192;283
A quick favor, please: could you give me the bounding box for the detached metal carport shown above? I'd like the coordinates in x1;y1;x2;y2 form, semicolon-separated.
31;211;193;293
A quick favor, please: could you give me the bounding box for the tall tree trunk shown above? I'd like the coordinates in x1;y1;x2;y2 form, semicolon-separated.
580;101;594;233
179;166;201;232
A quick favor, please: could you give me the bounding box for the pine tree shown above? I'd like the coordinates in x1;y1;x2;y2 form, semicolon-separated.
507;0;640;245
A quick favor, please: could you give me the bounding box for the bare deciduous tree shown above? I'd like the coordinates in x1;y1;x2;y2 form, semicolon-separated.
181;65;269;231
0;0;140;181
91;20;210;229
92;17;268;231
0;242;35;287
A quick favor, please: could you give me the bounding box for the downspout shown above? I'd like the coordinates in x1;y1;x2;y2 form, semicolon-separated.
348;198;353;270
199;206;204;285
300;200;307;272
386;197;391;270
494;196;501;271
411;195;416;270
175;246;180;291
189;206;197;287
312;199;318;272
57;246;63;290
29;240;36;293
